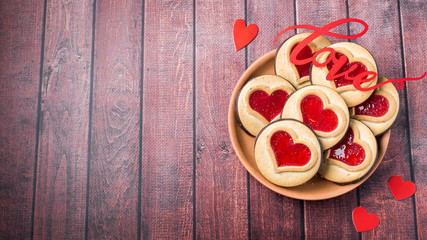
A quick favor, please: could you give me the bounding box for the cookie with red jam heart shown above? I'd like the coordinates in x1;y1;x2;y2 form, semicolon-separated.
275;33;331;89
281;85;350;149
319;119;377;184
310;42;378;107
254;119;322;187
350;76;399;136
235;75;295;136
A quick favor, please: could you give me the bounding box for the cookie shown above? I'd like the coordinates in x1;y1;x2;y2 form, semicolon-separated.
254;119;322;187
310;42;378;107
350;76;399;136
280;85;350;149
275;33;331;89
235;75;295;136
319;119;378;184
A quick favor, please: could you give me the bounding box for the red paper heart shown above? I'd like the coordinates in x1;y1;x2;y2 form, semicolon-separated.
291;44;314;78
388;176;416;200
233;19;259;51
301;95;338;132
329;128;365;166
249;90;289;122
327;52;368;88
270;131;311;167
354;94;390;117
352;207;379;232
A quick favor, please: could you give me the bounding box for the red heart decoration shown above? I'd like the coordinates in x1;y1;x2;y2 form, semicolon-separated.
327;52;368;88
301;95;338;132
270;131;311;167
249;90;289;122
388;176;416;200
352;207;379;232
354;94;390;117
233;19;259;51
328;128;365;166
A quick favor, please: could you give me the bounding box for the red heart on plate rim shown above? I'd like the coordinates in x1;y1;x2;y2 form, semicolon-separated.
301;95;338;132
249;90;289;122
352;207;379;232
233;19;259;51
388;176;416;200
270;131;311;167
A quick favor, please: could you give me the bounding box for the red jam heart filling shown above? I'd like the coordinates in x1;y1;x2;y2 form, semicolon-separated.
291;44;314;78
354;94;390;117
270;131;311;167
329;128;365;166
301;95;338;132
249;90;289;122
327;52;368;88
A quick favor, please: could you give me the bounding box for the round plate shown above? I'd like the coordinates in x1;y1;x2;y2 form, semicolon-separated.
228;50;390;200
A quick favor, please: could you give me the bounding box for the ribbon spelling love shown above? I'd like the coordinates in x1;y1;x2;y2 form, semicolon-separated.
274;18;426;91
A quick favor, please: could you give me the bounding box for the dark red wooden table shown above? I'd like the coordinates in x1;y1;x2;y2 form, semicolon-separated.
1;0;425;239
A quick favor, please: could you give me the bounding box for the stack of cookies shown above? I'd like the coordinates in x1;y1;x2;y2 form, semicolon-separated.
235;33;399;187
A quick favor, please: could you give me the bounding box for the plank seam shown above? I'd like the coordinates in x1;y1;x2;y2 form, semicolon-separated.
192;0;197;239
138;0;145;239
397;0;419;239
84;0;97;239
30;0;48;238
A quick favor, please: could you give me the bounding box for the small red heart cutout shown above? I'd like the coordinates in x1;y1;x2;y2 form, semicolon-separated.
233;19;258;51
352;207;379;232
388;176;416;200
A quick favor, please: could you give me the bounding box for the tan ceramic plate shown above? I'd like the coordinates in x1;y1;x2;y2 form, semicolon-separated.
228;50;390;200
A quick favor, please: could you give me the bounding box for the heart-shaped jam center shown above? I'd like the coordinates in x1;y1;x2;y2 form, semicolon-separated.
354;94;390;117
329;128;365;166
249;90;289;122
327;52;368;88
291;44;314;78
301;95;338;132
270;131;311;167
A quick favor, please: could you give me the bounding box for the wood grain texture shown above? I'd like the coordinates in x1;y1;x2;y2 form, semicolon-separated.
195;0;248;239
87;1;141;239
141;0;194;239
32;0;93;239
348;0;417;239
0;1;44;239
246;1;303;239
400;0;427;238
296;1;358;239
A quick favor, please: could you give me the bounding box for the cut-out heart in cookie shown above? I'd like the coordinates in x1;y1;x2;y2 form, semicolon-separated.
388;176;416;200
352;207;379;232
249;90;289;122
233;19;259;51
329;128;365;166
291;44;314;78
301;95;338;132
354;94;390;117
327;52;368;88
270;131;311;167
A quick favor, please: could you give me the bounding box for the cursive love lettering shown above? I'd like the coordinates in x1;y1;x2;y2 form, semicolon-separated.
274;18;425;91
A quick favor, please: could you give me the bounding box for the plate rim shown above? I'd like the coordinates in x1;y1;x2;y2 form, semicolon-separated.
228;50;391;200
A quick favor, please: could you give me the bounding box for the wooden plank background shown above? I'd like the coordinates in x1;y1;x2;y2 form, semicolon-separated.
0;0;425;239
